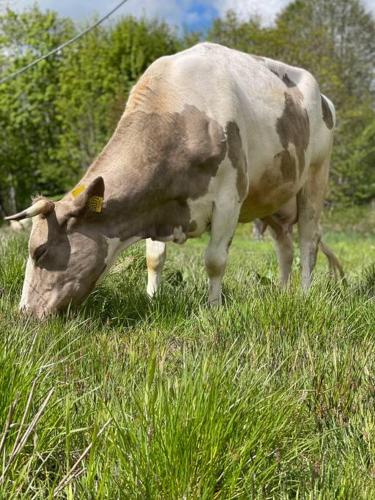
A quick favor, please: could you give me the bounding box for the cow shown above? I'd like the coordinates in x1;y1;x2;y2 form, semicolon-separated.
8;218;32;232
5;42;342;318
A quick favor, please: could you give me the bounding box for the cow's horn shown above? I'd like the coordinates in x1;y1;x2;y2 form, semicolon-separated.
4;199;55;221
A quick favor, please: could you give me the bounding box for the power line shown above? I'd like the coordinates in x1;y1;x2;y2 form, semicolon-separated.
0;0;131;85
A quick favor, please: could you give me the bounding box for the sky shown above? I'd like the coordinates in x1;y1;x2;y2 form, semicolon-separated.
9;0;375;31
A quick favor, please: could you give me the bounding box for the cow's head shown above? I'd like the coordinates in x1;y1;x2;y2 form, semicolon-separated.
6;177;110;318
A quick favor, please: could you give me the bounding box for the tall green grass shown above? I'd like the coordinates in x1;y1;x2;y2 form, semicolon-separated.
0;214;374;498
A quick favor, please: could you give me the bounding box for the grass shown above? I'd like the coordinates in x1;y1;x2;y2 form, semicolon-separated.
0;208;374;498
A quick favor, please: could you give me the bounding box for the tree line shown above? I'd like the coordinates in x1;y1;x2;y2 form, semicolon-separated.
0;0;374;216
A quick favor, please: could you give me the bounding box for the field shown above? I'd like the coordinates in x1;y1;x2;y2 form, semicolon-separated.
0;207;374;498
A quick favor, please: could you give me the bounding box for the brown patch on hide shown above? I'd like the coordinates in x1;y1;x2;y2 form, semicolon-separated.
276;92;310;175
274;150;297;182
282;74;297;88
269;69;299;90
239;165;295;223
226;121;248;200
103;104;227;241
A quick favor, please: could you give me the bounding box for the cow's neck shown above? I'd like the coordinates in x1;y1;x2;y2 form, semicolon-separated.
99;190;190;243
81;162;190;247
80;110;192;246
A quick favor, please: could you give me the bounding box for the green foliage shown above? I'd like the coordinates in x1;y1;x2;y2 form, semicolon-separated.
0;7;75;210
332;114;375;204
0;211;374;496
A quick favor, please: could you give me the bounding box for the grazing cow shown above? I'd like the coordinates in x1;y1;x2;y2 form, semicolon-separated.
6;43;340;317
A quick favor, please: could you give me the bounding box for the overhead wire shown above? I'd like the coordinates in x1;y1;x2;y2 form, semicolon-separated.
0;0;131;85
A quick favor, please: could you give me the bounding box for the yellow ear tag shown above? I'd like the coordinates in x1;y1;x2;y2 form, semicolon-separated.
88;196;103;213
71;184;86;198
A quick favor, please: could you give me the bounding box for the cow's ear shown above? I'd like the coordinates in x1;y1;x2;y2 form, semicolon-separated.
70;177;105;217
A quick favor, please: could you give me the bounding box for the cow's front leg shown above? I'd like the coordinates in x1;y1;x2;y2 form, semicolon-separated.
146;239;166;297
204;202;240;306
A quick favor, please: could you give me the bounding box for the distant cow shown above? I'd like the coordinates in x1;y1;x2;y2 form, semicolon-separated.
8;218;32;232
6;43;342;317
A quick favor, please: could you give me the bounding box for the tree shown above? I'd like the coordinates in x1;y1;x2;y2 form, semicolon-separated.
0;6;74;211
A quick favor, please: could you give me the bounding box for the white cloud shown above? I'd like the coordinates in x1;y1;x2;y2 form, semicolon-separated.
216;0;291;24
364;0;375;12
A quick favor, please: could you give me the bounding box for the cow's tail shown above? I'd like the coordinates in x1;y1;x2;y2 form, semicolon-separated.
319;239;346;284
321;94;336;129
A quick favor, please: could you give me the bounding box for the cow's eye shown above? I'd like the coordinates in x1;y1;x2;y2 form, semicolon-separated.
33;245;48;263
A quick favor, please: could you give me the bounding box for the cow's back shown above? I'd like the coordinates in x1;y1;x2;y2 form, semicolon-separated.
124;43;335;221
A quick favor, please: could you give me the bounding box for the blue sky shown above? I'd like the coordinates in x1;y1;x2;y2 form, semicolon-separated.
10;0;375;31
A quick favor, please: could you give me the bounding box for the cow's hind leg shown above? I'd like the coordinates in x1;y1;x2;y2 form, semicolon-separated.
263;197;297;287
146;239;166;297
297;158;329;291
205;201;240;306
268;222;294;287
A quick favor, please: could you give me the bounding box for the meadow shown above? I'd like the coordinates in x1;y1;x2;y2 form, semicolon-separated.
0;207;374;498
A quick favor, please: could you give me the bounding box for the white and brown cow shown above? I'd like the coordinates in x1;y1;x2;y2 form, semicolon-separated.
6;43;341;317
